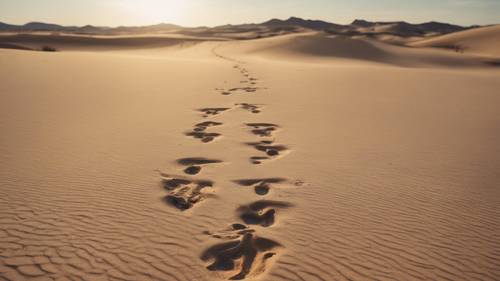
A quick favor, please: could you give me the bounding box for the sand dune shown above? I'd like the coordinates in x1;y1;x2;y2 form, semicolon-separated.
0;33;211;51
411;24;500;57
219;32;498;67
1;28;500;281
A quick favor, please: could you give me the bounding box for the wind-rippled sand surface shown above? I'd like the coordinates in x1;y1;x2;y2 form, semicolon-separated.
1;29;500;281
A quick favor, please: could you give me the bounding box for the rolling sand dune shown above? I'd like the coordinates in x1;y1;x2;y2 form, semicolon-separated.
411;25;500;57
221;32;499;67
0;34;212;51
1;30;500;281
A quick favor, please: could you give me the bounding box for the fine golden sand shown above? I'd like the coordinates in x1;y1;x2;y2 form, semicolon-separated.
1;26;500;280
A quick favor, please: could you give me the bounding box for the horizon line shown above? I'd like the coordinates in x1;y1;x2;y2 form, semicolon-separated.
0;16;492;29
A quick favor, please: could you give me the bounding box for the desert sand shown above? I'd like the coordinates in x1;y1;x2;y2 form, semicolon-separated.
1;25;500;281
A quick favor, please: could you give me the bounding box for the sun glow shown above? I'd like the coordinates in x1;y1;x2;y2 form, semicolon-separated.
118;0;188;25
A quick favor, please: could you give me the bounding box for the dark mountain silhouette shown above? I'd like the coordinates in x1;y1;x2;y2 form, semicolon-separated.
0;22;17;30
350;19;467;35
23;22;67;30
262;17;344;30
0;17;475;37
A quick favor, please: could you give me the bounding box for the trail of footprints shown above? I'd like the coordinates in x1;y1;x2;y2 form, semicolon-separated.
158;58;300;279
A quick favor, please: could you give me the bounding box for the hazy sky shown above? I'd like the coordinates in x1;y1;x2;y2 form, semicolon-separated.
1;0;499;27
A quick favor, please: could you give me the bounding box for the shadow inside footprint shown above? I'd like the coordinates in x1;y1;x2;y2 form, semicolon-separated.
241;209;276;227
185;131;221;143
228;87;258;94
236;103;262;114
198;107;230;118
233;178;286;195
200;233;281;280
236;200;293;227
186;121;223;143
246;123;279;137
176;157;223;175
195;121;223;130
246;141;288;161
250;156;268;165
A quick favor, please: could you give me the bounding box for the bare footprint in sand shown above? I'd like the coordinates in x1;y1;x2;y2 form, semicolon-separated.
185;131;222;143
198;107;230;118
176;157;223;175
203;223;255;240
245;140;289;164
195;121;223;130
228;87;259;94
246;123;279;137
233;178;287;195
236;103;262;114
236;200;293;227
160;173;215;210
201;233;281;280
249;156;269;165
186;121;223;143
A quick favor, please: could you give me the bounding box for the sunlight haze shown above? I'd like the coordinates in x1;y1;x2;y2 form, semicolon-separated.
1;0;499;26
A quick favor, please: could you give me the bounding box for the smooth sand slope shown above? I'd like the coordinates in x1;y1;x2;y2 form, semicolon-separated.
0;33;215;51
222;32;498;67
411;24;500;57
1;32;500;281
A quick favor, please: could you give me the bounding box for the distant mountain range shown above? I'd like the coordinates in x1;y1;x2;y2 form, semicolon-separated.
0;21;182;32
0;17;477;37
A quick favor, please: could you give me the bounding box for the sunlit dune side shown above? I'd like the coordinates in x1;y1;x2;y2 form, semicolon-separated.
410;25;500;57
213;32;499;67
1;20;500;281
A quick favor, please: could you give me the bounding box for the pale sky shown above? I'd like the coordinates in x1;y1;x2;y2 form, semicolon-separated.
1;0;499;27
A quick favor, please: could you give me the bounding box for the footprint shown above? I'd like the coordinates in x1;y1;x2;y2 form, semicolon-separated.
228;87;258;94
186;121;223;143
245;140;289;163
198;108;230;118
160;173;215;210
250;156;269;165
200;233;281;280
185;131;221;143
214;87;231;96
233;178;286;195
176;157;223;175
194;121;223;130
236;200;293;227
236;103;262;114
203;223;255;240
246;123;279;137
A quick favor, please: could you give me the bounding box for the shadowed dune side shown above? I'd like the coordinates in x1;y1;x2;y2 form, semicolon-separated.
410;25;500;57
0;34;213;51
0;42;34;50
223;32;499;67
